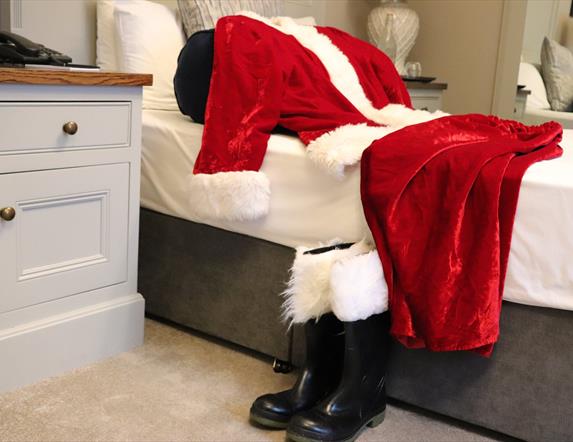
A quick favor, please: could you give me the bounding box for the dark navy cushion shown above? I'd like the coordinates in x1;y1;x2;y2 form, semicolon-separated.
174;29;214;124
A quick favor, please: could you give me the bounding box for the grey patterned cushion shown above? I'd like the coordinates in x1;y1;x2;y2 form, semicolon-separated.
177;0;283;37
541;37;573;112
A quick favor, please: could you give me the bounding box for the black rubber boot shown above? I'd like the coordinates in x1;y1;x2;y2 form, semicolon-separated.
286;312;391;442
250;313;345;429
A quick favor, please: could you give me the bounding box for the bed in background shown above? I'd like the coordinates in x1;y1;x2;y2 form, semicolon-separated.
97;1;573;440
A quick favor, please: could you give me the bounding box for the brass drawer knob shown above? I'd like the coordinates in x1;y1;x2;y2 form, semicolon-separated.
0;207;16;221
62;121;78;135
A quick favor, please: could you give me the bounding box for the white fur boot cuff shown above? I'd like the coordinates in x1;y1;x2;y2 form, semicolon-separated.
282;240;372;324
330;250;388;322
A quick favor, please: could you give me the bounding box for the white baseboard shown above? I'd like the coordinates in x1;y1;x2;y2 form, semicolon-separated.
0;293;145;394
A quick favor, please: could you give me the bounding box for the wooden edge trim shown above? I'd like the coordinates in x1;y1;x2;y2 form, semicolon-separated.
404;81;448;90
0;69;153;87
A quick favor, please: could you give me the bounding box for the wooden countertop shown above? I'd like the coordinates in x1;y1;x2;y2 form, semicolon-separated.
0;68;153;87
404;80;448;90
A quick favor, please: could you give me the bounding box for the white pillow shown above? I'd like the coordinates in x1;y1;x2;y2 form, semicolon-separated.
114;0;185;111
96;0;315;71
96;0;120;71
518;62;551;110
540;37;573;111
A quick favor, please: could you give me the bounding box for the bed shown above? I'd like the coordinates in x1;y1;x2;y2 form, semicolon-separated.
97;1;573;440
141;109;573;311
139;109;573;441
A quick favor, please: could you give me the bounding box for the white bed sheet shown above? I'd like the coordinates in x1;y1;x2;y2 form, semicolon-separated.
141;109;573;311
141;110;369;248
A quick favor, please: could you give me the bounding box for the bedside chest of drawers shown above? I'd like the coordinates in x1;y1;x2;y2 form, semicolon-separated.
405;81;448;112
0;68;152;393
512;88;531;121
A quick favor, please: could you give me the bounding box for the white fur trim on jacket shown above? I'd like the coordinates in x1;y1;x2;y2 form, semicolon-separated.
282;240;373;324
307;124;398;178
306;106;448;177
330;250;388;322
239;12;449;177
238;12;448;127
373;104;449;127
187;171;270;221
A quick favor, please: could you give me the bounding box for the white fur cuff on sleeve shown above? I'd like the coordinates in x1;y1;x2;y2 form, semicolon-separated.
306;124;397;178
188;171;270;221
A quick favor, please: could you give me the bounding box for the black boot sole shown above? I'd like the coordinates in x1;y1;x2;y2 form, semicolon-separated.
286;409;385;442
249;410;290;429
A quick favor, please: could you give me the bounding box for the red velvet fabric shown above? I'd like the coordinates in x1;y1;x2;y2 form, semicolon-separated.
194;16;564;355
195;15;408;175
317;26;412;109
361;115;563;356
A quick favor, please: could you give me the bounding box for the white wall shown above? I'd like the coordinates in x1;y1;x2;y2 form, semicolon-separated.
522;0;571;63
1;0;97;65
0;0;524;117
321;0;373;41
285;0;325;23
408;0;526;116
291;0;527;117
0;0;370;66
285;0;373;40
493;1;528;118
0;1;11;31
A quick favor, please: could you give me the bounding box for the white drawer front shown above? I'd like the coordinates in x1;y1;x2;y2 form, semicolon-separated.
0;163;129;312
410;96;442;112
0;102;131;154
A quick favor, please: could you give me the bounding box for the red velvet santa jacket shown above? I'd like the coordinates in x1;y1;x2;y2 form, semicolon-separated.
190;13;445;221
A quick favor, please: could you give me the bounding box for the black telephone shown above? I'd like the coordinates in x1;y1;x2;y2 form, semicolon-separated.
0;31;72;65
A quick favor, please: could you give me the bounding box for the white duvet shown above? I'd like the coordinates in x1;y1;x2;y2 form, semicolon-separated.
140;109;573;312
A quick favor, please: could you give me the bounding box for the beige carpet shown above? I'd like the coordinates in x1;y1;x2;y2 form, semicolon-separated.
0;319;511;442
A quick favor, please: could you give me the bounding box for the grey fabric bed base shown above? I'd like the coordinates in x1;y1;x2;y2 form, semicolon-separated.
139;208;573;441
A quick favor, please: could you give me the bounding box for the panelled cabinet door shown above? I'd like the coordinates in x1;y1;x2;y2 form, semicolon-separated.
0;163;129;313
407;88;444;113
410;96;441;112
